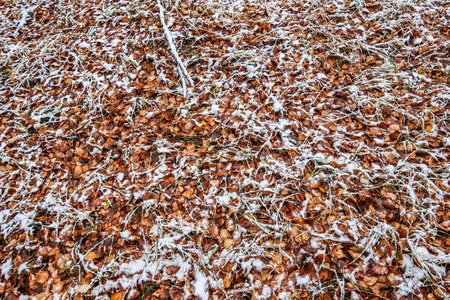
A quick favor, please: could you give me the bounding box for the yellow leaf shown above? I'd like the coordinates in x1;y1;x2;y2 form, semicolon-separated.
220;229;229;239
224;239;234;249
223;274;232;288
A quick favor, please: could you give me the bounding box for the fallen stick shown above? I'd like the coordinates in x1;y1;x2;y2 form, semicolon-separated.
157;0;194;97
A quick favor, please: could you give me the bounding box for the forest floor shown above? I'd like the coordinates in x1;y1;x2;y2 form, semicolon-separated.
0;0;449;299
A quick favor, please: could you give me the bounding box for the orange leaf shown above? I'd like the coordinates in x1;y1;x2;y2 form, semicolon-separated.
85;252;98;261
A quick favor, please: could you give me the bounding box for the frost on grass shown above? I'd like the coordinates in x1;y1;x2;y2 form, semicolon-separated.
0;0;449;299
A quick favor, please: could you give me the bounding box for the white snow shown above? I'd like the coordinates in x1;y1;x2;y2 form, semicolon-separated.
1;258;13;280
396;254;426;297
120;259;146;275
241;258;265;274
317;73;327;80
1;0;448;298
193;271;209;300
260;285;272;298
78;41;90;48
18;262;28;275
120;230;131;239
296;274;311;286
278;292;291;299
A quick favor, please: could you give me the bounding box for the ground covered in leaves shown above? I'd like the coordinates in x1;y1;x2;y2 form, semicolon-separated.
1;0;450;299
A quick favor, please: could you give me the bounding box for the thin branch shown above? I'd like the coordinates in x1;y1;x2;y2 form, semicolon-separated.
157;0;194;98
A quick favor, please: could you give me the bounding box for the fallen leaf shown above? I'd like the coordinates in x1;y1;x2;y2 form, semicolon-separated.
76;284;91;294
223;274;232;288
73;163;83;179
224;239;234;249
85;251;98;261
388;123;400;133
364;276;378;286
439;220;450;231
372;265;388;275
207;223;219;238
111;291;124;300
36;271;49;284
220;229;229;239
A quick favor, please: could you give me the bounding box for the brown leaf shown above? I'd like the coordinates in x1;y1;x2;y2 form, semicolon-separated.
166;266;180;275
36;271;49;284
387;273;400;285
271;252;282;264
73;163;83;179
151;288;168;299
440;220;450;231
388;123;400;133
5;292;19;300
372;265;388;275
111;291;124;300
52;280;65;293
85;251;98;261
363;276;378;286
182;188;193;199
332;245;346;259
56;256;66;269
37;292;52;300
169;288;183;300
207;223;219;238
348;250;360;260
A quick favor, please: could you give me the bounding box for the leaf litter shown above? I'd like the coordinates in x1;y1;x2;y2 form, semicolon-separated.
0;0;449;299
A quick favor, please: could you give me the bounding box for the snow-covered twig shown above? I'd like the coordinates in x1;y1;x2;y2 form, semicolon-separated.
157;0;193;98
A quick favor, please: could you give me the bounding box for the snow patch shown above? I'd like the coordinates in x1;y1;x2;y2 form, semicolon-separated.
1;258;13;280
193;271;209;300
